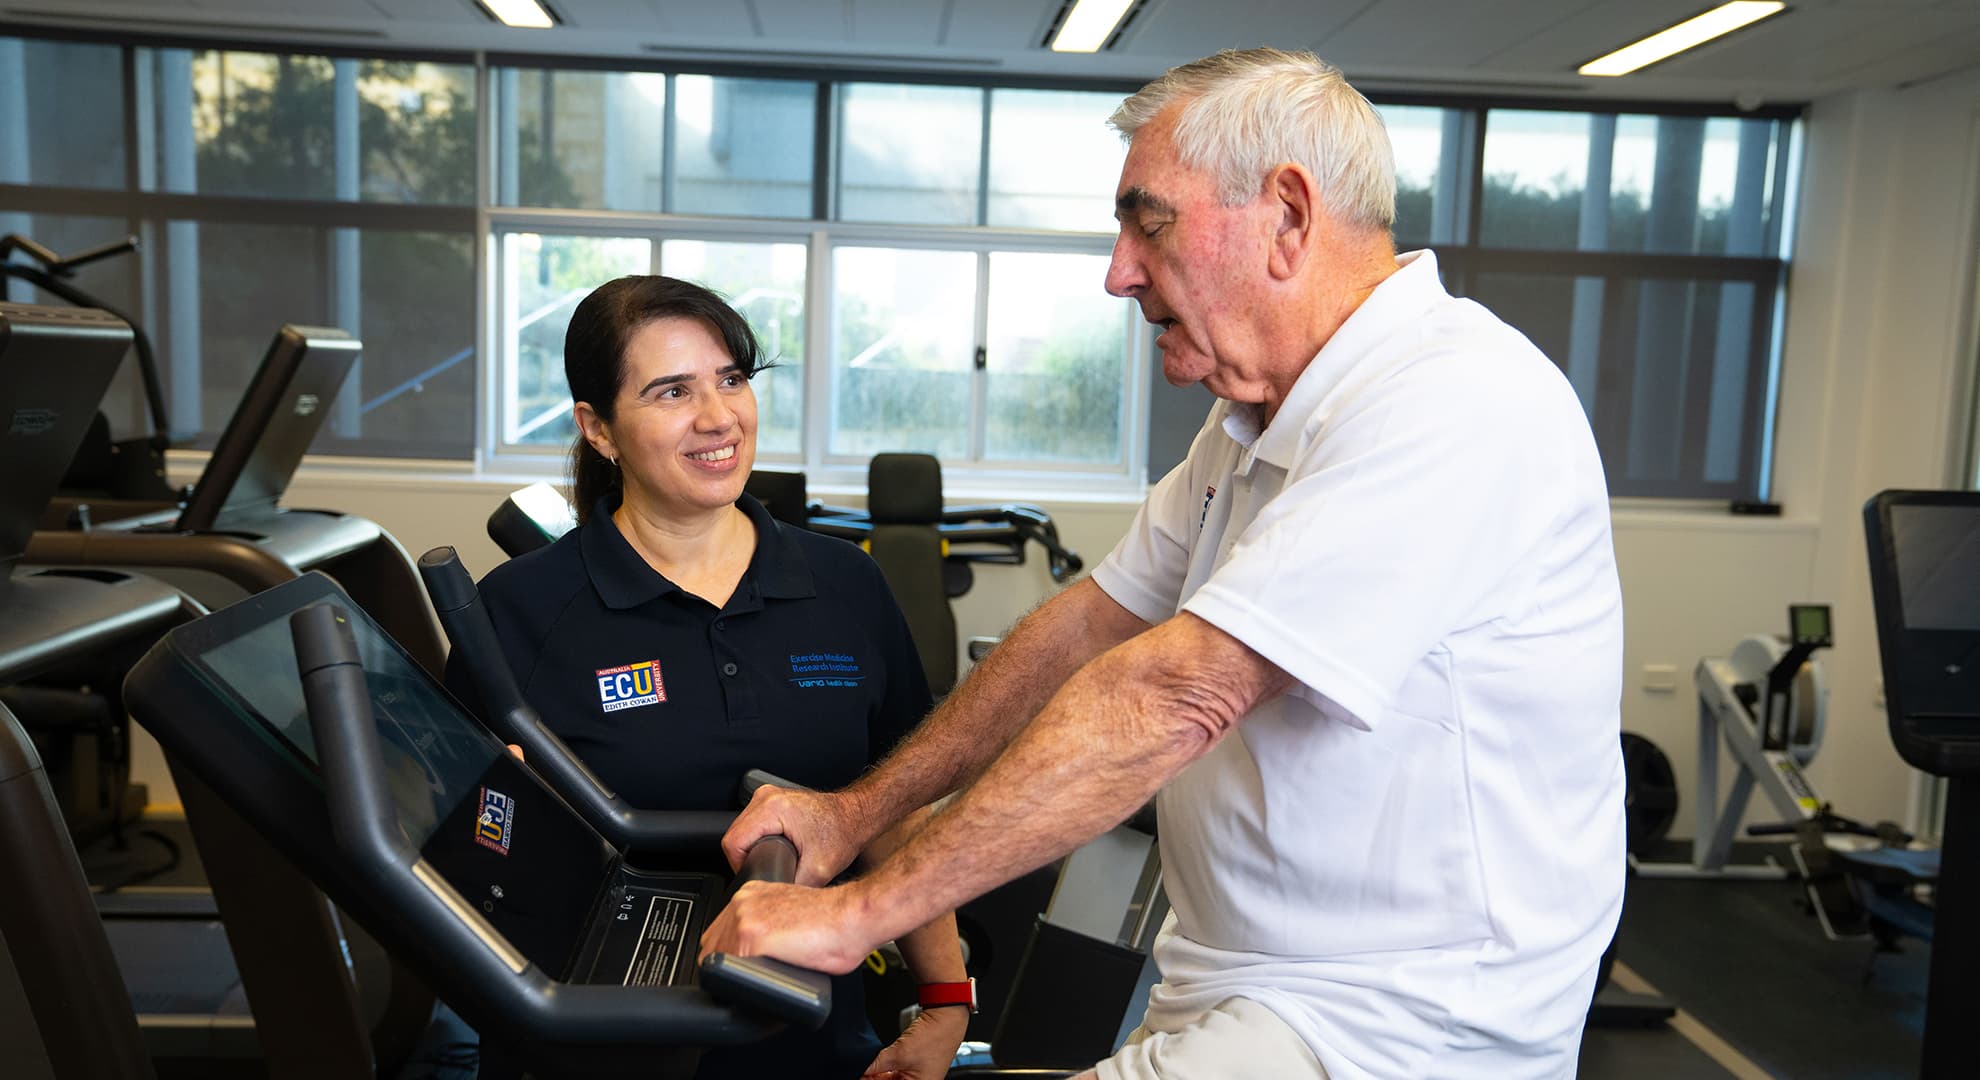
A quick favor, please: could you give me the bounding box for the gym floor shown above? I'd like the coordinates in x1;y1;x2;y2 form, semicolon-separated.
83;824;1929;1078
1580;846;1928;1079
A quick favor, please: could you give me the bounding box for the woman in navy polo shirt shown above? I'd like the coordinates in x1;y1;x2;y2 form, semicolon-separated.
461;276;966;1080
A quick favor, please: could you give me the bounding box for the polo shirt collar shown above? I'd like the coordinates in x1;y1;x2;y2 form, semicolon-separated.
580;491;816;611
1241;248;1449;472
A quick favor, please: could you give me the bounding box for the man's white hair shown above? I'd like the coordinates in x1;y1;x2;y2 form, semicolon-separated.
1109;48;1396;232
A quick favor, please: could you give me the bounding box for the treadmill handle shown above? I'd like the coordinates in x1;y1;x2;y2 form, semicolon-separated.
701;833;832;1030
292;604;414;873
419;546;730;855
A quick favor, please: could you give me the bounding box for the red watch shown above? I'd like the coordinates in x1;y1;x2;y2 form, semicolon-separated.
917;977;978;1014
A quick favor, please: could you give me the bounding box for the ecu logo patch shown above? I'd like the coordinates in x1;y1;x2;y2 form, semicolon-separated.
596;659;665;713
475;787;515;855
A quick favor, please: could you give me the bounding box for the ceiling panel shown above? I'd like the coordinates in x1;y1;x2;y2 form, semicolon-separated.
940;0;1054;51
364;0;476;21
648;1;757;38
748;0;851;43
1125;0;1360;57
851;0;951;46
557;1;668;35
1309;0;1598;70
1832;26;1980;87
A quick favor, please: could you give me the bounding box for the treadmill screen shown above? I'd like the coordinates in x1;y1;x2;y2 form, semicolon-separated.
1889;504;1980;632
172;577;619;974
194;606;499;848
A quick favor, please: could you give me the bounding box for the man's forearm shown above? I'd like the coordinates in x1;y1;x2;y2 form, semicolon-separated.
849;613;1287;943
843;578;1149;837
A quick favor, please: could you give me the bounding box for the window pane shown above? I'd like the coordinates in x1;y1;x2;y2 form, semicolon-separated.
985;89;1126;232
0;37;126;189
501;233;653;447
1465;270;1769;497
1378;104;1448;250
1482;110;1782;256
671;76;815;218
984;252;1127;464
660;240;807;456
838;84;982;225
497;68;664;211
830;247;976;457
341;230;477;456
1480;110;1589;250
149;50;473;203
155;221;475;458
355;60;477;204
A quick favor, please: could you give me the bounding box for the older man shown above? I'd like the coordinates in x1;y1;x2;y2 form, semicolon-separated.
703;48;1625;1080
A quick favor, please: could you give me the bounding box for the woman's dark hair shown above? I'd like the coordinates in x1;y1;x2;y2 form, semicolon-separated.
564;275;763;523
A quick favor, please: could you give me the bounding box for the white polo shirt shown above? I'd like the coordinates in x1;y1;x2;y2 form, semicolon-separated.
1091;250;1626;1079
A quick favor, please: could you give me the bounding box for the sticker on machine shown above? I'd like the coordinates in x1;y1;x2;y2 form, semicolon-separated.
474;786;515;855
596;659;665;713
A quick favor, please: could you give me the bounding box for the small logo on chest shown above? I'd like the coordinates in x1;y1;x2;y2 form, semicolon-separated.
789;652;864;688
596;659;665;712
1200;484;1217;531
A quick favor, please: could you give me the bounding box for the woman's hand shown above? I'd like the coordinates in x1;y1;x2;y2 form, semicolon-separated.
862;1005;969;1080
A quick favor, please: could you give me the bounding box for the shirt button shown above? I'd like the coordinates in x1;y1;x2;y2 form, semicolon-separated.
722;662;738;677
715;620;727;631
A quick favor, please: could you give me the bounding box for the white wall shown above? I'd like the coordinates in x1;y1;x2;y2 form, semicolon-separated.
130;74;1980;843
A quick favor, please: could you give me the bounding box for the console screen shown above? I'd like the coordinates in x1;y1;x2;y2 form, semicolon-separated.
1890;503;1980;631
194;606;499;847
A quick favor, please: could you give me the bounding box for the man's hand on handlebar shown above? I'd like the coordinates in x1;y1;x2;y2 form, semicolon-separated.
721;785;869;887
697;879;877;976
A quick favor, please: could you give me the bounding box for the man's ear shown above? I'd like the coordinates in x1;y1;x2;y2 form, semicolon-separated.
1266;163;1320;280
574;401;618;463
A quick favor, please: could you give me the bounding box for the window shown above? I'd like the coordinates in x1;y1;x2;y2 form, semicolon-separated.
659;240;807;454
1441;107;1794;498
494;68;664;211
671;77;816;219
148;49;476;204
159;221;476;458
1479;110;1787;256
837;83;983;226
0;37;126;189
1376;104;1459;250
493;233;808;457
829;246;978;456
986;89;1127;233
827;245;1133;469
0;29;1804;498
499;232;652;447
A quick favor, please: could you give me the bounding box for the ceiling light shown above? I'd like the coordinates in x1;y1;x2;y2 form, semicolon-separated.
477;0;557;30
1579;2;1786;77
1050;0;1136;53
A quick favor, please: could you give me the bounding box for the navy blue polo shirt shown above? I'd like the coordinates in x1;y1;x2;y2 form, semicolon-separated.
452;491;933;1079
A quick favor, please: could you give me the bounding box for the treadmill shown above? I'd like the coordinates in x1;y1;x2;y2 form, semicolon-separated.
17;318;446;1075
1862;490;1980;1080
0;302;200;1079
23;323;446;675
123;569;830;1079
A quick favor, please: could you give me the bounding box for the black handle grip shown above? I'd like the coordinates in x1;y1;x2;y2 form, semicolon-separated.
700;833;832;1032
733;835;797;891
739;769;805;804
292;604;411;875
